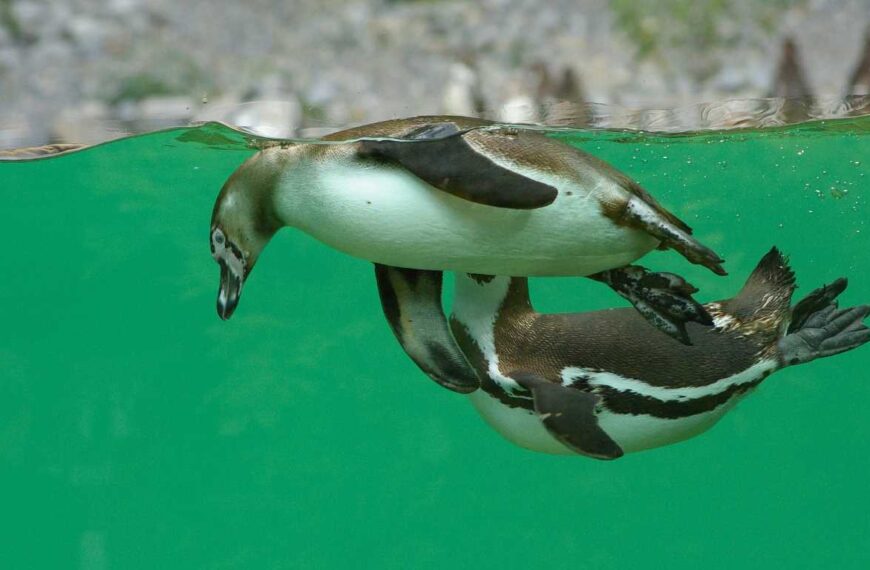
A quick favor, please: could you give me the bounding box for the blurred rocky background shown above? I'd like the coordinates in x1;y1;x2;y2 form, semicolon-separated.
0;0;869;146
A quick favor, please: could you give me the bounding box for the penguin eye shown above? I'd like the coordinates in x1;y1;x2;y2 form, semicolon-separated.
213;231;225;246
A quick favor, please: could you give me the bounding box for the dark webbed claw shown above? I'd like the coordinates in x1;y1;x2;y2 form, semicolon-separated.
787;278;847;334
779;278;870;366
589;265;713;345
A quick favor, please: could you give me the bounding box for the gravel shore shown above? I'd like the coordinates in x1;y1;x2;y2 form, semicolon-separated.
0;0;868;146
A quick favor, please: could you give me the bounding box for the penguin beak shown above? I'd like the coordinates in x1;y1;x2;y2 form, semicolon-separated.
217;260;243;320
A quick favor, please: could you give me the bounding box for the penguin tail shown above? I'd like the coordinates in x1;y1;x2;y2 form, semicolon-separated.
723;247;796;324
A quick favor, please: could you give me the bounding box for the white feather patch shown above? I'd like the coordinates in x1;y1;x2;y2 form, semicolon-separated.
560;360;777;402
452;275;523;394
276;160;657;276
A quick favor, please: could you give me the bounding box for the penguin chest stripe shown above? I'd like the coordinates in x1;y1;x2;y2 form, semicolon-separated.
562;361;777;401
561;361;777;419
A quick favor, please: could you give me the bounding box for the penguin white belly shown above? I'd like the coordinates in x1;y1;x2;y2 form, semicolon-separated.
572;361;774;452
595;403;740;453
469;386;755;456
468;390;574;455
288;164;658;276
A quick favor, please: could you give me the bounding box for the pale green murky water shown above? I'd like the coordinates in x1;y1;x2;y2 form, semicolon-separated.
2;117;869;568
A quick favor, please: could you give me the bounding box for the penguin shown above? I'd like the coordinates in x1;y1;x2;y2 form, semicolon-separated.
448;248;870;458
770;37;812;100
441;60;486;118
846;26;870;96
210;115;725;393
497;78;541;124
769;37;813;124
535;63;592;127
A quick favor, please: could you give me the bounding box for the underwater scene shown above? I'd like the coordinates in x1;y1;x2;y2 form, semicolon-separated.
2;114;869;569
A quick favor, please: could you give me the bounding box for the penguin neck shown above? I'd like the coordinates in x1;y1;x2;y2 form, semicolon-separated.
264;146;319;230
452;274;536;396
452;274;534;329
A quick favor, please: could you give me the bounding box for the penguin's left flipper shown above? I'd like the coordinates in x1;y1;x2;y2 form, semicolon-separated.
589;265;713;345
356;123;558;210
510;372;623;460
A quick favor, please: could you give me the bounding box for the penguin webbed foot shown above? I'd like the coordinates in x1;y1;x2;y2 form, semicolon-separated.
510;372;623;460
788;277;847;334
779;279;870;366
589;265;713;345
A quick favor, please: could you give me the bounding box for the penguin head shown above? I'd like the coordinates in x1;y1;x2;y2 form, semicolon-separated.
210;153;282;320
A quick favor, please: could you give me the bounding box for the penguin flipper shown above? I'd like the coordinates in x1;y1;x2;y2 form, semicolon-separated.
510;372;623;460
375;264;480;393
588;265;713;345
357;124;558;210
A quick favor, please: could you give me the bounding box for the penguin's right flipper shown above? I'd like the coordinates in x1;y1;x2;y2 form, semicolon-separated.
356;123;558;210
510;372;623;460
779;280;870;366
375;264;480;393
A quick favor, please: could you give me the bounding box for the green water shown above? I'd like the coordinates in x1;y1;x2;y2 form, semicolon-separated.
2;118;869;569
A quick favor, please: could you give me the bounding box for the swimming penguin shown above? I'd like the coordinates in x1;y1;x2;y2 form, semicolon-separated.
448;248;870;458
210;115;725;392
